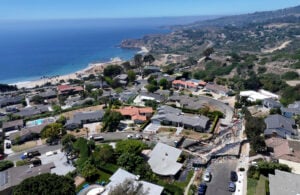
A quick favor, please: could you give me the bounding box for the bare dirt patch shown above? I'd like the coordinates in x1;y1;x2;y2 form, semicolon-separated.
181;130;212;140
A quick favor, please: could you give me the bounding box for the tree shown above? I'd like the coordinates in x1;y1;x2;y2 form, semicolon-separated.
115;140;147;155
85;84;94;93
134;54;143;67
92;144;115;165
145;84;159;93
13;173;75;195
31;95;44;104
122;61;132;70
117;153;145;173
102;110;124;132
143;54;155;65
203;47;214;58
134;54;143;75
103;65;123;77
108;179;145;195
81;162;100;182
159;78;169;89
56;116;67;125
127;70;136;83
41;123;64;140
145;100;158;110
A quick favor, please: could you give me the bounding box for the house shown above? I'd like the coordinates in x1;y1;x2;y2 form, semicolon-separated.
85;80;109;89
148;143;183;177
116;106;153;123
172;80;198;90
268;170;300;195
168;94;205;110
264;114;297;139
15;105;50;117
118;91;138;103
103;168;164;195
151;111;209;131
205;82;231;96
240;90;278;102
0;163;55;195
263;98;282;109
114;74;128;85
266;137;300;174
65;110;104;130
57;85;83;95
189;79;207;88
9;122;50;145
2;119;23;132
0;96;23;108
38;89;57;99
281;101;300;118
143;65;161;74
133;92;166;106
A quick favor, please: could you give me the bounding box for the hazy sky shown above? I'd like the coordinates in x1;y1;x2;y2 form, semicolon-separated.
1;0;300;20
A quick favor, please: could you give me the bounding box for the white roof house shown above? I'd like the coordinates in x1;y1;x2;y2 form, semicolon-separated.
103;168;163;195
148;143;183;176
240;89;279;102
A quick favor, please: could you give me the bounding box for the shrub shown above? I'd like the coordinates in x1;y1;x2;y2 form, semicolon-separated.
0;160;14;171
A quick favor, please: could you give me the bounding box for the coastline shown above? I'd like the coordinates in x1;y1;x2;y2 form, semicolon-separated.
11;47;148;89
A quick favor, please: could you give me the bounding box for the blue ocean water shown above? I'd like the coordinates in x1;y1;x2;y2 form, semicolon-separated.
0;17;212;84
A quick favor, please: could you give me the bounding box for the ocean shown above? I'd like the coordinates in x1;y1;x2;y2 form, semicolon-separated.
0;16;212;84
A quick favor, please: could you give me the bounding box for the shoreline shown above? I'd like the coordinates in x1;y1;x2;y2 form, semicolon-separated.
11;47;148;89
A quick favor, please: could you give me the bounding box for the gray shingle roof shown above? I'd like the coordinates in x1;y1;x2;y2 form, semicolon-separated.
0;163;55;192
269;169;300;195
264;114;297;138
66;110;104;126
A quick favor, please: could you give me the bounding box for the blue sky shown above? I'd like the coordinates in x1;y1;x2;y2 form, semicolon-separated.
1;0;300;20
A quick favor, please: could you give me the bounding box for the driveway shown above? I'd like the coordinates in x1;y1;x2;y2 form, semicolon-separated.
206;160;237;195
39;150;75;175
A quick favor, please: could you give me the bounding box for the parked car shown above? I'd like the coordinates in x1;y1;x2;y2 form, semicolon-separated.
30;157;42;167
89;135;104;142
203;171;211;182
198;183;207;195
21;150;41;160
228;182;236;192
230;171;238;182
5;143;11;149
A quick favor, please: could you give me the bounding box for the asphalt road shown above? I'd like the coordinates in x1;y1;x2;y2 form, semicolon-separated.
6;144;62;162
206;160;237;195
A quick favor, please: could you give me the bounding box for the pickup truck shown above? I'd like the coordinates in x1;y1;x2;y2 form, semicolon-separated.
21;151;41;160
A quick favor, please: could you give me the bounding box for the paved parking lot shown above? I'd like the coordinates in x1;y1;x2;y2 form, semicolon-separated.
39;150;75;175
206;160;237;195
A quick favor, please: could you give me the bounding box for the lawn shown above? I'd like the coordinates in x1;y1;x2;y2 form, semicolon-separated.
247;177;258;195
255;175;268;195
12;141;37;152
157;170;194;195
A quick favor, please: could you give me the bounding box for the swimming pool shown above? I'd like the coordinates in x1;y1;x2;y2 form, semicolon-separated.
26;117;55;127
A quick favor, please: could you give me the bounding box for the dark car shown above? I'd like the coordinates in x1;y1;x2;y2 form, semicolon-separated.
5;143;11;149
198;183;207;195
228;182;236;192
230;171;238;182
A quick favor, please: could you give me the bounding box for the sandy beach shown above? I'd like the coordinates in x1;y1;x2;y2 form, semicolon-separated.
13;57;124;89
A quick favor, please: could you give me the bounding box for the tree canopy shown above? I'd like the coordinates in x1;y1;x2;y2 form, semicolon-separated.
102;110;123;132
41;123;64;140
13;173;75;195
115;140;147;155
103;65;123;77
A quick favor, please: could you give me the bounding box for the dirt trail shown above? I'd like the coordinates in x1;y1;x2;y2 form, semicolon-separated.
262;40;291;53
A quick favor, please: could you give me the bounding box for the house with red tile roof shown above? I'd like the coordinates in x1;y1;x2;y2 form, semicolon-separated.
116;106;153;123
57;85;84;95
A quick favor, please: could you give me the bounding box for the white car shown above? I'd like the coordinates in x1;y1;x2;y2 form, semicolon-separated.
203;171;211;182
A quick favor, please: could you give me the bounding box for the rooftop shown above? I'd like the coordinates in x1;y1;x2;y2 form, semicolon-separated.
148;142;183;176
269;169;300;195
